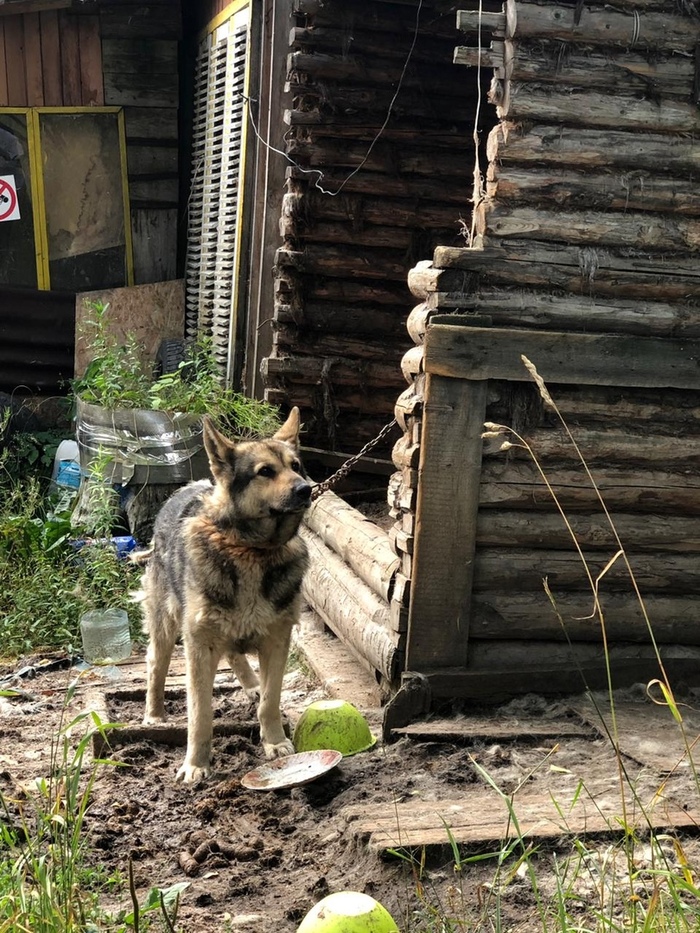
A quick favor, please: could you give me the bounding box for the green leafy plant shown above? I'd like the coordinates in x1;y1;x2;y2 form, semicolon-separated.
73;300;281;437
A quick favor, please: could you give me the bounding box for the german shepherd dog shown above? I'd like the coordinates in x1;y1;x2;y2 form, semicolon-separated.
138;408;312;784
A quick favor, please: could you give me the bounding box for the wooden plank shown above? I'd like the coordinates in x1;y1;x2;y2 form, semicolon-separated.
480;462;700;514
58;10;80;105
406;376;487;669
123;106;178;141
425;644;700;701
39;9;60;105
101;38;177;75
78;14;103;105
345;786;700;852
570;699;700;774
477;512;700;554
0;21;8;105
425;324;700;391
393;717;594;741
4;15;27;105
0;0;69;14
130;207;178;286
22;12;43;104
103;71;178;108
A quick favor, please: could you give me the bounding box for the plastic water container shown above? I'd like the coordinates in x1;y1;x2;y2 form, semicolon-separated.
52;440;81;491
79;608;131;663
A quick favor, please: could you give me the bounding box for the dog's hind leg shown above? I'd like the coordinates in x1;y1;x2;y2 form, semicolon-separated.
256;622;295;759
226;652;260;701
142;580;179;724
177;630;221;784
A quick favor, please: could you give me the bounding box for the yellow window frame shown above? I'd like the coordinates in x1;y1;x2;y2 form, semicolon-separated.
0;106;134;290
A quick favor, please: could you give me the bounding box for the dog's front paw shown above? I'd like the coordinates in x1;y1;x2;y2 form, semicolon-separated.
143;714;166;725
176;761;210;784
263;738;295;760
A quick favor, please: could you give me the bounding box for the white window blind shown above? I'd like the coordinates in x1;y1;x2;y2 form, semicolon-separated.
185;8;250;382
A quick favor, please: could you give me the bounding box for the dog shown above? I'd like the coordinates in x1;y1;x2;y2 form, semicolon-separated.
137;407;312;784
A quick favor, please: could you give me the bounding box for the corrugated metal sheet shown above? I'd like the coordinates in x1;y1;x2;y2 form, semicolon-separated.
0;287;74;393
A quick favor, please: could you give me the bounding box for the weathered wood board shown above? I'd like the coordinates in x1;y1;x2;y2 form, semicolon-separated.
345;787;700;852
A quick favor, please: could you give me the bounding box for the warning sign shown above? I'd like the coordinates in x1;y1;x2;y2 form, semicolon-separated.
0;175;20;222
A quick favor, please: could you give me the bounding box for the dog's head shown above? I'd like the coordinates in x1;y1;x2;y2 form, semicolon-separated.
202;408;312;545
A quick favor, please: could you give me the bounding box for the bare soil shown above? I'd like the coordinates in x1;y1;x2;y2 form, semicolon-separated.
2;646;700;933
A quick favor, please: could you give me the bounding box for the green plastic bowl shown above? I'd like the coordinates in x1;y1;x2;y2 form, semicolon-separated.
293;699;377;757
296;891;399;933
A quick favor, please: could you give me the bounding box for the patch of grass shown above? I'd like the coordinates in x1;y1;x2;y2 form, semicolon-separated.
0;682;187;932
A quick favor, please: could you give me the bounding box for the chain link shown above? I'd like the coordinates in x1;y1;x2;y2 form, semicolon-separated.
311;418;397;500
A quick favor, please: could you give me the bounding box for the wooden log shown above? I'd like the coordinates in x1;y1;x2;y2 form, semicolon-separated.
299;189;469;230
425;323;700;392
274;325;406;364
265;383;399;415
476;511;700;553
425;643;700;700
293;0;460;40
281;217;418;251
430;243;700;301
287;50;461;87
285;138;471;178
455;42;694;99
483;425;700;466
488;123;700;174
304;490;399;601
275;245;412;282
500;85;700;134
301;530;400;678
487;382;700;426
289;25;462;66
288;93;473;135
408;259;475;301
400;346;424;383
473;548;700;594
504;1;700;52
286;166;469;205
276;300;405;338
407;376;488;669
477;202;700;253
470;591;700;645
479;461;700;514
261;353;401;388
487;166;700;217
455;11;505;34
429;288;700;338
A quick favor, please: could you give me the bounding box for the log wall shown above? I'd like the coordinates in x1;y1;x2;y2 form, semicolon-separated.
264;0;493;460
387;0;700;707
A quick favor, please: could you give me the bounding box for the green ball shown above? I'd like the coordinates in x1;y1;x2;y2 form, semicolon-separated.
297;891;399;933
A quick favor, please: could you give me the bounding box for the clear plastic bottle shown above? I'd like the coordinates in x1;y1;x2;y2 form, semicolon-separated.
80;608;131;663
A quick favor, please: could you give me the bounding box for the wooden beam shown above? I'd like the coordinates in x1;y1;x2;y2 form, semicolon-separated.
0;0;69;15
425;323;700;390
406;375;487;669
425;643;700;700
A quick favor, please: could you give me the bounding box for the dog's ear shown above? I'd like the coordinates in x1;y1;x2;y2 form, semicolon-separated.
202;415;236;478
273;406;301;449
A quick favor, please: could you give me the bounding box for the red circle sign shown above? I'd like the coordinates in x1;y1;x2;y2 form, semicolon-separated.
0;177;18;221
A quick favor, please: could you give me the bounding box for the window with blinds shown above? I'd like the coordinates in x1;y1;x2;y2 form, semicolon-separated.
185;5;250;384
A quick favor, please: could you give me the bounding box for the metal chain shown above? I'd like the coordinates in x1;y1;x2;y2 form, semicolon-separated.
311;418;398;500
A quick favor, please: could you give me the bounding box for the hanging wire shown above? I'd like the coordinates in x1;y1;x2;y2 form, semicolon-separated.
241;0;424;197
468;0;486;247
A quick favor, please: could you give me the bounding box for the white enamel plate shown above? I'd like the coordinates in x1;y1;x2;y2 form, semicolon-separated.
241;749;343;791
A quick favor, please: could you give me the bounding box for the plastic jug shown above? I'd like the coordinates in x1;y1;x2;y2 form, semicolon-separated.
52;440;81;491
80;608;131;663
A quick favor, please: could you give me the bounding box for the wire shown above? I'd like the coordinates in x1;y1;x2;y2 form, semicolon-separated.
242;0;424;197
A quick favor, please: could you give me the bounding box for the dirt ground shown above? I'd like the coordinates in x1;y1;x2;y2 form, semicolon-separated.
2;640;700;933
